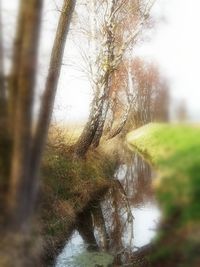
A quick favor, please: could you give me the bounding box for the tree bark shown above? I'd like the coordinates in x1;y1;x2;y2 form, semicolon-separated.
74;0;152;156
0;0;10;217
74;89;106;158
26;0;76;218
108;61;135;139
74;0;116;157
0;0;7;134
0;1;76;265
0;0;6;109
108;106;130;139
91;98;109;148
8;0;43;230
7;1;26;133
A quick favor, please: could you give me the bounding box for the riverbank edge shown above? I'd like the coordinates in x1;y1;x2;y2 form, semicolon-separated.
39;137;120;266
126;123;200;267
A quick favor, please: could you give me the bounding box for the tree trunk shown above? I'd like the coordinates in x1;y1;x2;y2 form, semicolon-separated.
7;1;26;133
0;0;76;265
74;89;107;158
26;0;76;217
8;0;43;231
108;62;134;139
74;1;116;158
0;0;6;111
0;0;10;218
91;97;109;148
108;106;130;139
0;0;7;139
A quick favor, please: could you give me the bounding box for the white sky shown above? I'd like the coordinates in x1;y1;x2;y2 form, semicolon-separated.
2;0;200;122
135;0;200;121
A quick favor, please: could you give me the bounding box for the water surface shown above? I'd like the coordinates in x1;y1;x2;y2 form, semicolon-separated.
56;151;161;267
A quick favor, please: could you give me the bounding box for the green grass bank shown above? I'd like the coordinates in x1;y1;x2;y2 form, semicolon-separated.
127;123;200;266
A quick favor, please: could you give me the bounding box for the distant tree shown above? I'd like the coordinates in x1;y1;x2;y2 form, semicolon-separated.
153;80;170;122
131;60;170;127
176;99;188;122
107;58;170;136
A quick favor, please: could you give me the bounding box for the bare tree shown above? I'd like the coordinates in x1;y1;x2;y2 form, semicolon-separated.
127;59;170;129
74;0;156;158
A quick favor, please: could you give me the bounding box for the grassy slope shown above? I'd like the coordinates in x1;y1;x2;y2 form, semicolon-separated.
127;123;200;266
39;130;119;265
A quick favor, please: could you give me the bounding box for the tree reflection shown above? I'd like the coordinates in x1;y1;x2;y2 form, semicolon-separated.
75;152;153;265
121;153;153;206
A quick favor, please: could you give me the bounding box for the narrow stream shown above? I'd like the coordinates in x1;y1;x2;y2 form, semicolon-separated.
55;151;161;267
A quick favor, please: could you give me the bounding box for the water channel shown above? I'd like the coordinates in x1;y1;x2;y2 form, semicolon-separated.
55;150;161;267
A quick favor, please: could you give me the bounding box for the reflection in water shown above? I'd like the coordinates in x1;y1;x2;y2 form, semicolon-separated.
56;232;85;267
133;204;160;248
56;152;161;267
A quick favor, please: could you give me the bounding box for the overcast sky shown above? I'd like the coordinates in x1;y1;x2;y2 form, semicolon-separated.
136;0;200;121
3;0;200;122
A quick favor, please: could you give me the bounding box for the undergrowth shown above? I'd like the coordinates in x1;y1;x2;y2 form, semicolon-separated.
38;127;119;265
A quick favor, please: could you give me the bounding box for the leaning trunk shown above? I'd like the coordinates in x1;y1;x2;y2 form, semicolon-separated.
74;88;107;158
108;105;130;139
74;1;116;157
91;97;110;148
24;0;76;220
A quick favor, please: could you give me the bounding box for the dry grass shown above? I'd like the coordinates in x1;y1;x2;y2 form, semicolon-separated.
39;125;120;265
48;123;84;146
